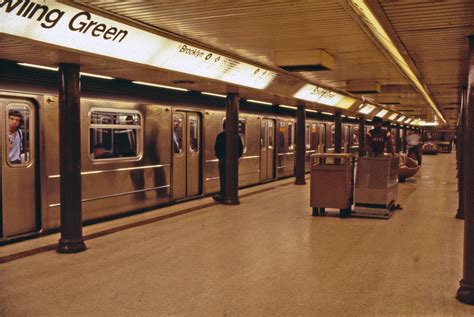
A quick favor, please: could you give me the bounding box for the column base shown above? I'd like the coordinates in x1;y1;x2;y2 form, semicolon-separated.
456;209;465;219
295;179;306;185
57;238;87;253
457;280;474;305
222;197;240;205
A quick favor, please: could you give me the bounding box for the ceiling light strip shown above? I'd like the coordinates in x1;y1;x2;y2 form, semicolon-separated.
132;81;188;92
348;0;446;124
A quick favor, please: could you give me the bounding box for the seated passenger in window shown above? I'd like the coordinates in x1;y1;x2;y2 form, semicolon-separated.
114;115;136;157
92;143;113;159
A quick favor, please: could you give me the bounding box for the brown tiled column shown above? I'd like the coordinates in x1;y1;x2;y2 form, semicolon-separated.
358;117;366;157
223;93;240;205
335;112;342;154
295;105;306;185
396;125;402;153
457;89;467;220
57;64;86;253
402;125;408;153
457;35;474;305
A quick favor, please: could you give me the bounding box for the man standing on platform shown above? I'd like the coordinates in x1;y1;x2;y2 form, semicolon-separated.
367;117;396;157
213;120;243;202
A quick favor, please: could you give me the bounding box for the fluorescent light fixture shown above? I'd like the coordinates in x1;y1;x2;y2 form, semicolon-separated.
132;81;188;92
404;118;413;124
321;112;333;116
418;120;438;126
280;105;297;110
366;119;372;122
349;0;446;125
388;113;399;121
375;109;389;118
80;72;114;80
202;92;226;98
306;109;318;113
293;84;355;109
18;62;58;71
397;116;406;122
247;99;273;105
358;104;376;115
347;116;357;120
411;119;421;126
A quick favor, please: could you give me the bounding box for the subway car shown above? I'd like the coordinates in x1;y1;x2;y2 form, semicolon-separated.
0;66;362;243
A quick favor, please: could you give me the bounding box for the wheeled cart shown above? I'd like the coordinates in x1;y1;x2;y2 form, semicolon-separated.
310;153;354;218
353;156;399;219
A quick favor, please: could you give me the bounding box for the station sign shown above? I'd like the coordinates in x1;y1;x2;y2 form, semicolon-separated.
0;0;277;90
293;84;355;109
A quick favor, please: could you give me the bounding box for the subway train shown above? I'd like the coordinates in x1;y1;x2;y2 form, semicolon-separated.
0;63;365;242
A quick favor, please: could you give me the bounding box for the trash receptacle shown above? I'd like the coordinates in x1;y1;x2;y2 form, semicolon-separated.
310;153;354;218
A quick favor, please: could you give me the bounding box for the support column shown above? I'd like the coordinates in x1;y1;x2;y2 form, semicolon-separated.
223;93;240;205
396;125;402;153
402;125;408;153
457;35;474;305
57;64;86;253
358;117;366;157
334;111;342;154
295;105;306;185
457;88;467;220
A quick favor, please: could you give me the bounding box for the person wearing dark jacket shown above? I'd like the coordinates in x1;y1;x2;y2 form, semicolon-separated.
213;121;244;201
366;116;396;157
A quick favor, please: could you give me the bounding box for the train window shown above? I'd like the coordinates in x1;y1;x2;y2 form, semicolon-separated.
189;115;199;154
268;121;274;148
305;124;311;149
173;114;184;155
89;109;141;161
6;104;32;166
260;121;266;149
352;127;359;146
288;123;294;150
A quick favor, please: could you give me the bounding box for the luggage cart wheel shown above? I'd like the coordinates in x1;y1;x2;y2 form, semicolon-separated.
312;207;319;217
319;208;326;216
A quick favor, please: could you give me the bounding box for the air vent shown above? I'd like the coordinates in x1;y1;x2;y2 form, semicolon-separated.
346;81;381;94
274;49;334;72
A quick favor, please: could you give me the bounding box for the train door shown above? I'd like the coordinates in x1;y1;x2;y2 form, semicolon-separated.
1;99;37;238
260;118;275;182
172;111;201;200
318;123;326;152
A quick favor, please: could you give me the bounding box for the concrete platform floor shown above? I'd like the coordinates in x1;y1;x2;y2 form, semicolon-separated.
1;153;474;316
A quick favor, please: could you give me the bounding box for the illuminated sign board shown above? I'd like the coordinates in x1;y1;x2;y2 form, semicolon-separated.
375;109;388;118
397;115;407;122
0;0;276;89
404;118;413;124
293;84;355;109
388;113;399;121
357;104;376;115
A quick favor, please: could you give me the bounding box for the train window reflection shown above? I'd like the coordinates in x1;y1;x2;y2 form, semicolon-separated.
268;121;274;148
189;115;199;154
260;121;266;149
288;123;294;150
89;109;141;160
305;124;311;149
239;119;246;154
173;114;183;155
6;104;32;166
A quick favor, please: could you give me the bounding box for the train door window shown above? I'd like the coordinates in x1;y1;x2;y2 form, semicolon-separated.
238;119;246;154
352;127;359;146
173;113;184;155
279;122;286;148
260;120;266;149
331;125;336;148
305;124;311;149
188;114;199;155
89;109;142;161
6;104;32;166
288;123;294;150
268;121;274;148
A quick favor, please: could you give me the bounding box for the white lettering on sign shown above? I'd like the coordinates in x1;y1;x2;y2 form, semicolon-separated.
0;0;276;90
294;84;344;106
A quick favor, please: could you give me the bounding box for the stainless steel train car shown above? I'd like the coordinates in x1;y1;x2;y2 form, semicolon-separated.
0;68;363;243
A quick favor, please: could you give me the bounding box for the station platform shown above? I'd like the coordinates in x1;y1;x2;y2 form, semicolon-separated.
1;153;473;316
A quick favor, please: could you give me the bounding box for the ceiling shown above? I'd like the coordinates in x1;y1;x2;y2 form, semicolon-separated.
1;1;473;127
